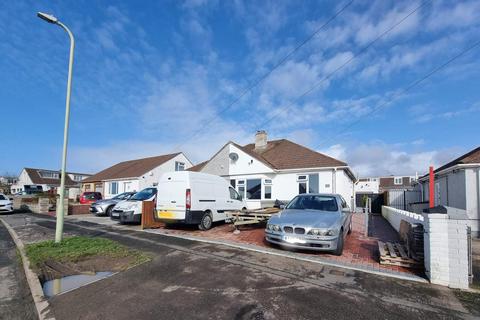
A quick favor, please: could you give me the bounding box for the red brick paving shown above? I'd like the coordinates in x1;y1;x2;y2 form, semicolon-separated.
152;213;424;277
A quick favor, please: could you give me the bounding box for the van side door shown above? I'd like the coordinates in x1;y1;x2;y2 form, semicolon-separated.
228;187;244;211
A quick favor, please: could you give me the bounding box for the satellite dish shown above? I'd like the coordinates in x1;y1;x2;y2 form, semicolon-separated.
229;152;239;161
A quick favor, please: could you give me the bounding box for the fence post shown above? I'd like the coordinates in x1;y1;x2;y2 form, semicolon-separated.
364;198;370;237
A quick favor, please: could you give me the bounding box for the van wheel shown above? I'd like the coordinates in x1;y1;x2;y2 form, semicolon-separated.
198;212;213;231
241;207;247;212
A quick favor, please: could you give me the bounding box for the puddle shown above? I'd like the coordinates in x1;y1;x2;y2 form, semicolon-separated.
42;272;114;297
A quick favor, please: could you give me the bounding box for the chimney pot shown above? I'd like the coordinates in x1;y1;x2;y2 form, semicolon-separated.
255;130;268;150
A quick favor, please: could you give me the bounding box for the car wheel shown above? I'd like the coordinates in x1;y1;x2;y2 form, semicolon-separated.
333;230;344;256
198;212;213;231
106;206;114;217
347;220;352;235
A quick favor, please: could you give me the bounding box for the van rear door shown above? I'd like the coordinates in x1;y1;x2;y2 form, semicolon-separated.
156;177;187;220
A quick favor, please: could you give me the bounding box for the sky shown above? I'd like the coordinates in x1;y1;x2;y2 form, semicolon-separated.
0;0;479;178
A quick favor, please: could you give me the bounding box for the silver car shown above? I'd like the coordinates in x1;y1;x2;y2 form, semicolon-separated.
265;194;352;255
90;192;136;217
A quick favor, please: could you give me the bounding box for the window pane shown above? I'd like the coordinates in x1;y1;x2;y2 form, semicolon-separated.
238;186;245;199
308;174;319;193
299;182;307;194
264;185;272;199
229;187;237;200
175;162;185;171
246;179;261;199
230;179;236;188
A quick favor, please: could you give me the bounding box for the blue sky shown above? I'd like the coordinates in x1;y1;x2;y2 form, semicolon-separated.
1;0;479;177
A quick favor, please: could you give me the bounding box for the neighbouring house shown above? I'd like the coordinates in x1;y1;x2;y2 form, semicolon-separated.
417;146;480;237
0;176;17;194
356;175;416;194
82;152;193;199
355;175;417;213
378;176;416;192
188;131;356;209
355;177;380;194
10;168;91;197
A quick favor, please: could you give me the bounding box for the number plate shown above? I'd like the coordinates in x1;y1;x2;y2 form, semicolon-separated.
111;212;119;217
158;211;174;219
283;236;306;244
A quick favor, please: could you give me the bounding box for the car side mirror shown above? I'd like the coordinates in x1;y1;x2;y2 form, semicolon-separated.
9;198;13;201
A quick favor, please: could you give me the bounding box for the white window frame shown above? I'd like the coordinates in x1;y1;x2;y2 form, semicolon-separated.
394;177;403;185
110;182;118;195
175;162;185;171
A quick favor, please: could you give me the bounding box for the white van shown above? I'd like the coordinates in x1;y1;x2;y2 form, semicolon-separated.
156;172;247;230
111;187;157;224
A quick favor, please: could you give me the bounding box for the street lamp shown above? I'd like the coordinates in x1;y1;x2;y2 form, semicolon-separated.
37;12;75;243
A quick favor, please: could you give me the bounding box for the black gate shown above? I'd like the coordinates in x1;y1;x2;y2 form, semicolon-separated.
355;193;384;213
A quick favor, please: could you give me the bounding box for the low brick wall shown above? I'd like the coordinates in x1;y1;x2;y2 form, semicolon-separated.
68;204;90;215
382;205;471;289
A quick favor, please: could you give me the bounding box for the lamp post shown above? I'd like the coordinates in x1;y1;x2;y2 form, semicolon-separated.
37;12;75;243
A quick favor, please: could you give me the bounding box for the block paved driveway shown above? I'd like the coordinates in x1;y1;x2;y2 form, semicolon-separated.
4;213;479;320
69;212;420;278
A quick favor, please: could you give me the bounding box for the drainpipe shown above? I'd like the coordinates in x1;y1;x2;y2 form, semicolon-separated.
332;168;337;193
429;166;435;208
477;168;480;226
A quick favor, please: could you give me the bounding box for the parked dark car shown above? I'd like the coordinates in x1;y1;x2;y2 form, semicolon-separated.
79;192;102;204
90;192;136;217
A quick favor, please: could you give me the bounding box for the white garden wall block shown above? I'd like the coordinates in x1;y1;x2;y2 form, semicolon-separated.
381;206;424;233
423;211;470;289
381;205;471;289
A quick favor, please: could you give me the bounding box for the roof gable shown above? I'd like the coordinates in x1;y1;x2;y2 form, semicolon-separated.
83;153;181;182
24;168;84;186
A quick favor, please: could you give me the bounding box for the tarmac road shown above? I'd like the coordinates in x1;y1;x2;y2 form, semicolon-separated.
2;213;479;320
0;220;36;320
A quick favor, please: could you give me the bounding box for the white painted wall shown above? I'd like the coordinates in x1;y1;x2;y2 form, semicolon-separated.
423;212;470;289
227;169;354;210
465;168;479;236
139;153;192;189
356;178;380;193
104;179;140;199
10;169;34;192
103;153;193;199
381;205;424;233
228;144;274;175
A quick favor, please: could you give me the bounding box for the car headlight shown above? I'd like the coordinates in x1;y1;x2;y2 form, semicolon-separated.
127;203;137;210
310;229;337;236
267;224;281;232
325;229;336;236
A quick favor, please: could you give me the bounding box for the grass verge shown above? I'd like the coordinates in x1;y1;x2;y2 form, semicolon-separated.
25;236;150;271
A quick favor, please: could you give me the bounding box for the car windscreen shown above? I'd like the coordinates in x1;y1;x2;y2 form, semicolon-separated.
131;188;157;201
113;193;128;200
286;195;338;212
0;195;6;200
84;193;97;200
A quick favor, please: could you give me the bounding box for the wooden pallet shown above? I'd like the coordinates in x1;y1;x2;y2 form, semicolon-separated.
226;207;280;227
378;241;423;268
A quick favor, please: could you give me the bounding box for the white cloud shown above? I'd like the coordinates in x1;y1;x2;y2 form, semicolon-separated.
427;1;480;31
321;142;463;177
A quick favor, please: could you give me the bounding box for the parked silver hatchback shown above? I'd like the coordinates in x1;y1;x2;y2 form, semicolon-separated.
265;194;352;255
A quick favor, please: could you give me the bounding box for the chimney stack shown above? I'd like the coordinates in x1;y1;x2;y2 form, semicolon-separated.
255;130;268;151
